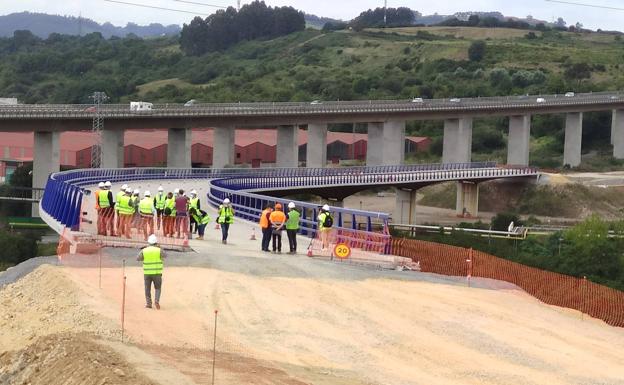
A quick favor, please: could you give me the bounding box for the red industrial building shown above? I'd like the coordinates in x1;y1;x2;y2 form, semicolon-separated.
0;129;430;181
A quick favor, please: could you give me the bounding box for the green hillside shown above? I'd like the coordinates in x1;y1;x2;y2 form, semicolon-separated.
1;26;624;168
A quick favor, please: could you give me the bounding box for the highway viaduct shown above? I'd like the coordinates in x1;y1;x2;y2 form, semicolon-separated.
1;91;623;218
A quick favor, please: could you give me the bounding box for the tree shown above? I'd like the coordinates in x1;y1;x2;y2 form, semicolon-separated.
555;17;566;27
491;212;522;231
468;40;486;62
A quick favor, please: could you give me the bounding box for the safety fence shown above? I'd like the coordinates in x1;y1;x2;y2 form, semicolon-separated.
390;238;624;328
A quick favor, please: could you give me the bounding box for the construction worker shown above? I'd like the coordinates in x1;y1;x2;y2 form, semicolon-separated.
317;204;333;250
217;198;234;244
99;181;115;236
137;234;166;309
163;191;176;237
285;202;300;254
117;187;135;239
139;191;156;241
95;182;105;235
115;184;129;236
175;188;189;239
259;203;273;252
132;189;141;230
189;207;211;240
153;186;167;231
269;203;286;253
188;190;200;234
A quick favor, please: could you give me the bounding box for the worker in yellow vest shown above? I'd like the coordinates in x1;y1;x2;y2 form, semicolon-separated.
163;192;176;237
95;182;105;235
131;189;141;230
137;234;166;309
189;207;211;240
117;187;135;239
115;184;129;237
217;198;235;244
100;181;114;236
139;190;155;241
153;186;167;231
188;190;200;235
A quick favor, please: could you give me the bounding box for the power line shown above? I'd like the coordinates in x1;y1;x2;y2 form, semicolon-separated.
545;0;624;12
173;0;228;8
102;0;212;16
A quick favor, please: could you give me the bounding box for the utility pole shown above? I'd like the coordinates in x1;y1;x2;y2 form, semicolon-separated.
90;92;109;169
237;0;241;11
384;0;387;27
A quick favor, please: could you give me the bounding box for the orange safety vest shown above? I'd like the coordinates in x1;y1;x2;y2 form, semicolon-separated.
95;190;100;209
259;208;272;229
269;210;286;227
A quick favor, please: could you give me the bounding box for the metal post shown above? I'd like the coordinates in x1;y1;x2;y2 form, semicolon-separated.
212;310;218;385
121;259;127;343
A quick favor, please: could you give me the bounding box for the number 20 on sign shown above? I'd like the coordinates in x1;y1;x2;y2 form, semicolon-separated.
333;243;351;259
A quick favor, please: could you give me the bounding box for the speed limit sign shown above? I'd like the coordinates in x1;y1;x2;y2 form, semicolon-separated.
333;243;351;259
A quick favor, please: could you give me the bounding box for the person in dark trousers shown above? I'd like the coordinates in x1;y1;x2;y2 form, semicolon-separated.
259;204;273;252
269;203;286;253
285;202;300;254
137;234;166;309
189;207;211;240
217;198;235;244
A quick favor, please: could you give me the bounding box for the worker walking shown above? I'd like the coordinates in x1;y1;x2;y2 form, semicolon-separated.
115;184;128;237
269;203;286;253
137;234;166;309
259;204;273;252
117;188;135;238
189;190;200;235
189;207;211;240
154;186;167;231
285;202;300;254
317;204;333;250
217;198;234;244
139;191;156;241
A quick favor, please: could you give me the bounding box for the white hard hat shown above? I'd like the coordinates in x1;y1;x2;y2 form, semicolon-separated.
158;186;164;192
288;202;296;209
191;189;197;195
147;234;158;245
174;188;180;194
144;190;151;197
121;184;128;190
125;188;133;193
223;198;230;204
133;189;140;195
98;182;105;188
322;204;330;211
105;181;112;187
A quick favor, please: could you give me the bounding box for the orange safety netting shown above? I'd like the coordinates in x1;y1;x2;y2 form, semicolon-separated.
390;238;624;328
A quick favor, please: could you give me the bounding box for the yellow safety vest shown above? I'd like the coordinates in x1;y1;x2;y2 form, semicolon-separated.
142;246;163;275
139;197;154;215
217;206;234;224
155;193;167;210
189;197;199;210
165;198;176;217
117;195;134;215
115;191;125;211
98;190;110;209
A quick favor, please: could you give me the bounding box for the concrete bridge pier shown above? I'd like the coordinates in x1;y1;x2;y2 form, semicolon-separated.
33;131;60;216
394;189;418;225
213;126;235;169
563;112;583;167
456;181;479;218
366;121;405;166
306;123;327;168
277;125;299;168
167;128;191;168
101;129;124;168
612;110;624;159
442;118;472;164
507;115;531;166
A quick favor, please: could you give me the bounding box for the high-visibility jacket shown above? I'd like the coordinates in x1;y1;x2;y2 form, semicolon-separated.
139;197;154;215
286;209;300;230
98;190;111;209
217;205;234;224
259;208;272;229
154;193;167;210
191;210;211;225
318;212;332;230
165;197;176;217
269;210;286;228
117;195;134;215
115;191;125;211
95;190;101;209
189;197;199;210
142;246;163;275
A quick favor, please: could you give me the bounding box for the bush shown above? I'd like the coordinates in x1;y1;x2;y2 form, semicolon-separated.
0;230;38;267
468;40;486;62
491;212;522;231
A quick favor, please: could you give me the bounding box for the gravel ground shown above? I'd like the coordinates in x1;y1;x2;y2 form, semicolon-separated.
0;256;58;289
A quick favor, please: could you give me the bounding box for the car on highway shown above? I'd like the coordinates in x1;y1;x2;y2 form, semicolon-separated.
564;92;575;97
449;98;461;103
611;96;619;100
130;101;153;111
536;98;546;103
310;100;322;105
411;97;424;103
184;99;198;107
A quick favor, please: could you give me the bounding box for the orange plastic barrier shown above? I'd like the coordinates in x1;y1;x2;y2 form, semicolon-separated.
390;238;624;328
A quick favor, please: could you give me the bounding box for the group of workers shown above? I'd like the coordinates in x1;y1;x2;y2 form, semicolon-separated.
95;182;235;243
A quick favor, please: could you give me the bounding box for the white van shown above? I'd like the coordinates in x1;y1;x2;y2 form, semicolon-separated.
130;101;153;111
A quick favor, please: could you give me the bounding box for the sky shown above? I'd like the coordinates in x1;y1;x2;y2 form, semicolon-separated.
1;0;623;31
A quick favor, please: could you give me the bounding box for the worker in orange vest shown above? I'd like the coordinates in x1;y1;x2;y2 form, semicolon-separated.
259;204;273;252
269;203;286;253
